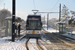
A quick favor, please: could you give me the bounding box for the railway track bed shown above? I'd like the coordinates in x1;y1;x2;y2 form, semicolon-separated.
25;38;46;50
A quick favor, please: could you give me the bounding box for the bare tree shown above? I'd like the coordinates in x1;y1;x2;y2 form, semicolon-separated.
61;5;69;22
0;9;11;26
48;18;58;29
41;17;46;25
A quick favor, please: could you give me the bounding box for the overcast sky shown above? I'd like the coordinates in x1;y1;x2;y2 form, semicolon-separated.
0;0;75;20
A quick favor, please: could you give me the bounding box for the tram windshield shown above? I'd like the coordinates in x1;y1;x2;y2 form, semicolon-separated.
26;17;42;30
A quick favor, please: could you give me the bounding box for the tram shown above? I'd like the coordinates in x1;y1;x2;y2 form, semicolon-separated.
26;15;42;38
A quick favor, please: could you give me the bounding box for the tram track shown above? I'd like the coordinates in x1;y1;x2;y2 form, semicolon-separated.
25;38;45;50
52;33;75;48
42;29;75;46
45;33;74;49
25;38;30;50
36;38;45;50
20;29;75;50
41;29;74;50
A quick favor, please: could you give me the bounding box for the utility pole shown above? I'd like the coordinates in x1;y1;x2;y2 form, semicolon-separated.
59;4;61;33
44;16;45;25
4;3;5;9
12;0;16;42
59;4;61;21
47;13;49;30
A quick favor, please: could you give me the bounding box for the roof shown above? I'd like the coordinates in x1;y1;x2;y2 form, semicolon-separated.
5;16;20;19
28;14;41;16
56;22;67;24
27;15;41;18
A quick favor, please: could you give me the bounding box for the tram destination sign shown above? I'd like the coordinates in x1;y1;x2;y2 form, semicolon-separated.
28;18;39;20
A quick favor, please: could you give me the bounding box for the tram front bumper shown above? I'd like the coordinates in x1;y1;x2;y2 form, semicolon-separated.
26;34;41;38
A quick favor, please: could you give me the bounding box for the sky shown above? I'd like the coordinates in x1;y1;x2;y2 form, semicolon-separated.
0;0;75;20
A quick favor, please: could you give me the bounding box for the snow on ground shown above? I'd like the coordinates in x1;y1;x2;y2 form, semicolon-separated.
0;42;26;50
43;27;59;33
43;27;75;40
0;37;27;50
0;37;47;50
72;32;75;34
61;33;75;39
28;39;38;50
0;36;11;43
28;38;47;50
0;27;75;50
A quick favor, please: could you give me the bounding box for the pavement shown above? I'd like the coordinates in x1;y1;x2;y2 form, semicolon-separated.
11;30;26;41
0;30;26;42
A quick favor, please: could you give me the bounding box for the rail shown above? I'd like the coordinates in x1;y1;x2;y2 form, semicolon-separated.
25;38;45;50
36;38;45;50
25;38;30;50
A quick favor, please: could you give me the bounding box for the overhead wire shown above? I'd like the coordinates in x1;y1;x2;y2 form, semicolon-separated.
33;0;36;9
50;0;59;11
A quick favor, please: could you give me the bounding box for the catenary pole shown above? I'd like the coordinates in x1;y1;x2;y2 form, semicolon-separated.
47;13;49;30
59;4;61;21
12;0;15;42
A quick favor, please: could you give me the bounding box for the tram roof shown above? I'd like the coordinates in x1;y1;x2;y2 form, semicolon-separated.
27;15;41;18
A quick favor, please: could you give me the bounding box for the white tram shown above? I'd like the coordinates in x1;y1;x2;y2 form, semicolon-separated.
26;15;42;38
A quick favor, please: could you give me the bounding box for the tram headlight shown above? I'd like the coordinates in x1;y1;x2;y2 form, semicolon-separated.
38;31;41;33
27;31;30;33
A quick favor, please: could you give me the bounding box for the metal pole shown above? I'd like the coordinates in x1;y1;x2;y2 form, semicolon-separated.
59;4;61;21
59;4;61;33
12;0;15;42
44;16;45;25
47;13;49;30
4;3;5;9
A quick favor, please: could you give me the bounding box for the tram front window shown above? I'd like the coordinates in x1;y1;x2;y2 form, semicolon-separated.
26;20;41;30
